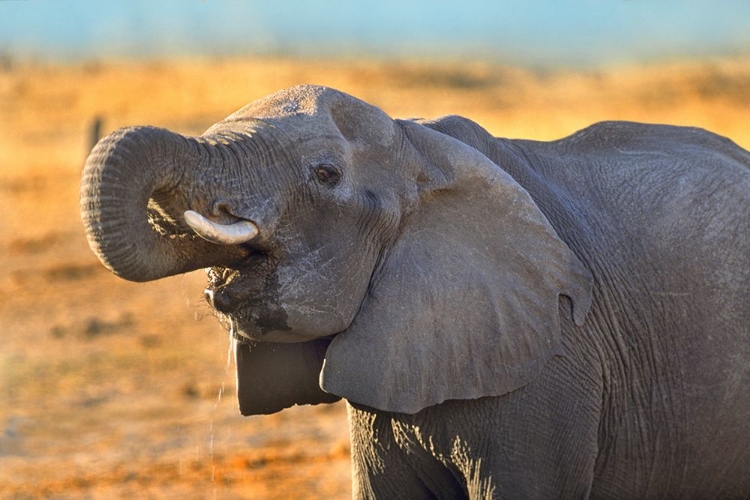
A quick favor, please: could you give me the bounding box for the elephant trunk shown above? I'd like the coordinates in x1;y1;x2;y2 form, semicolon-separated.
80;126;247;282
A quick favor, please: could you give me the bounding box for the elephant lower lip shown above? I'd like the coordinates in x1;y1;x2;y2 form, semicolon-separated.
204;286;236;313
205;252;271;287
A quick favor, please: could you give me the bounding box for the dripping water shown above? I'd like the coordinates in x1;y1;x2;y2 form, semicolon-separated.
208;318;236;496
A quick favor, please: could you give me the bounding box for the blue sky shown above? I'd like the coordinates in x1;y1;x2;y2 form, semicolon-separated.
1;0;749;67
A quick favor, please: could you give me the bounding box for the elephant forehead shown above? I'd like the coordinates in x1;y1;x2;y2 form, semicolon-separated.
211;84;398;152
228;85;344;121
216;108;341;145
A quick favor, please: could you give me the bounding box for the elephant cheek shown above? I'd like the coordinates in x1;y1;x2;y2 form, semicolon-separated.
234;279;333;342
242;275;294;338
246;261;356;341
253;304;293;335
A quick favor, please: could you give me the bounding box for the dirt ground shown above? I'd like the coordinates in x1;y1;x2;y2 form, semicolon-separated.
1;56;748;499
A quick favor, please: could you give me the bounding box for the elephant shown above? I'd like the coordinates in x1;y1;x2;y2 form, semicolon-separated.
81;85;750;499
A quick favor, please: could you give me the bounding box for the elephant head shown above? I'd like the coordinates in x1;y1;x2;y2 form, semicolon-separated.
81;85;592;415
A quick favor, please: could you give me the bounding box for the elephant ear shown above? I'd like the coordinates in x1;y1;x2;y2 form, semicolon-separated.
235;339;340;415
320;119;592;414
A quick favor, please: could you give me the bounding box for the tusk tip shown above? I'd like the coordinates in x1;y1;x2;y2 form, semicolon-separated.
183;210;203;227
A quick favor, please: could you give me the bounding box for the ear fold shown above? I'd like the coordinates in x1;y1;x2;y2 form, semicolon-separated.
235;338;340;415
320;120;592;414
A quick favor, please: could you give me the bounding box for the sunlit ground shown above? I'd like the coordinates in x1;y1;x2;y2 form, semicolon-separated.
1;56;749;498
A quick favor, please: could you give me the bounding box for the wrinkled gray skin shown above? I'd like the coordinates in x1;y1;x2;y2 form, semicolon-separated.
81;85;750;499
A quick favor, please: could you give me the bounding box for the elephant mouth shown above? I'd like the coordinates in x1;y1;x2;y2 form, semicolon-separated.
204;255;303;342
204;254;270;315
205;266;242;307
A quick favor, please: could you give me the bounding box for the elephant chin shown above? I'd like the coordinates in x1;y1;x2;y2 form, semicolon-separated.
220;313;325;344
246;329;324;344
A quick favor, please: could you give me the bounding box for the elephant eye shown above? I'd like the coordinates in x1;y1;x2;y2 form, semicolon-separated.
313;164;341;186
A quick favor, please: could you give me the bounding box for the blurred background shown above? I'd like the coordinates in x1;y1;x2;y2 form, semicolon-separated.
1;1;748;498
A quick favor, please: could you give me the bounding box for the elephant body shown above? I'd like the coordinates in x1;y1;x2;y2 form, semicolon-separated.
347;118;750;499
81;86;750;499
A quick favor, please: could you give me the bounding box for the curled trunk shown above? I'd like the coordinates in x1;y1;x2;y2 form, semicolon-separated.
80;126;245;282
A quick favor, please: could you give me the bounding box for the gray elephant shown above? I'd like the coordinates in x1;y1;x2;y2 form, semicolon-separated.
81;85;750;499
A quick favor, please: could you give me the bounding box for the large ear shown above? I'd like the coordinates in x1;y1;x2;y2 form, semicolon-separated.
320;119;592;414
235;338;340;415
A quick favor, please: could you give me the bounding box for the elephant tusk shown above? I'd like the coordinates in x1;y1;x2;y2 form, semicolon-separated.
184;210;259;245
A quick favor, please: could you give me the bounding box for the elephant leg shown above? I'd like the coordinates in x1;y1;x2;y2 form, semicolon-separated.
448;355;600;499
392;354;600;499
348;403;466;500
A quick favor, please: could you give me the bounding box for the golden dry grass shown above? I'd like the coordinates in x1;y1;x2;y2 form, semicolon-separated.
1;56;748;499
